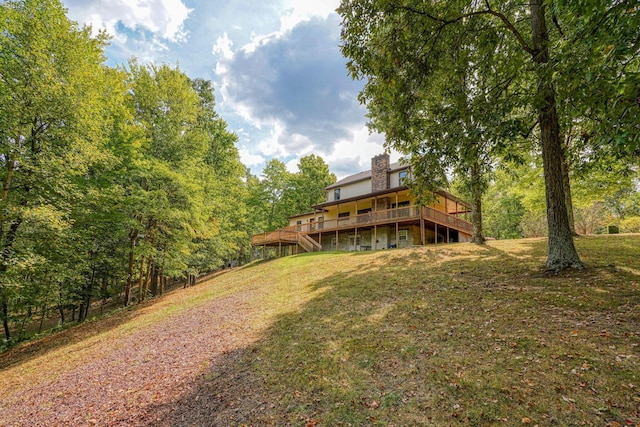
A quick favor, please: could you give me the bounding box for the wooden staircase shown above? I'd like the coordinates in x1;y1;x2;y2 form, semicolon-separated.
297;233;321;252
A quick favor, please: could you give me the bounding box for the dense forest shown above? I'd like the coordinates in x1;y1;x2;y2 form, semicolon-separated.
1;0;638;347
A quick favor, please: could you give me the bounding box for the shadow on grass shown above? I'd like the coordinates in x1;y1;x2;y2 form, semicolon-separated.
151;238;640;426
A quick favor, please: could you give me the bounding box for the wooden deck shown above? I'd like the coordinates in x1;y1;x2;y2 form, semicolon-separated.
251;206;472;247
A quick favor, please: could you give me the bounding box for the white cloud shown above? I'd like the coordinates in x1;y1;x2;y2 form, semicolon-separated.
63;0;192;42
257;122;288;157
285;158;299;173
326;126;399;179
280;0;340;33
213;32;234;59
238;146;265;167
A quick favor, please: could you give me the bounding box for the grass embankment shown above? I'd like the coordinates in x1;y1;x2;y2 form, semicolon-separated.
1;235;639;426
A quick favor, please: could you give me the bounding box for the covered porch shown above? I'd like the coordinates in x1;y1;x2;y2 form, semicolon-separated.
250;204;473;258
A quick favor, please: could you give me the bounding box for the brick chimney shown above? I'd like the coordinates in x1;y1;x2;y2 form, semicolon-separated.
371;153;390;192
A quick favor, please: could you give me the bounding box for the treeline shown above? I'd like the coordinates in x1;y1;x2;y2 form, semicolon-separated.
481;153;640;240
0;0;333;347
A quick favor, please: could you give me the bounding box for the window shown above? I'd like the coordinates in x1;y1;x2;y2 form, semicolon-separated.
338;212;350;218
334;188;340;201
399;170;408;184
391;201;410;208
398;229;408;241
357;208;372;215
296;220;302;225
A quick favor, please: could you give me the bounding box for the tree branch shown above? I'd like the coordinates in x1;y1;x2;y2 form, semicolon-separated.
392;4;533;55
552;13;565;37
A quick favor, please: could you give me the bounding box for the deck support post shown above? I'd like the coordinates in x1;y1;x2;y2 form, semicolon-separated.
420;216;425;246
355;227;358;251
395;221;399;249
435;224;438;244
374;225;377;250
335;229;338;251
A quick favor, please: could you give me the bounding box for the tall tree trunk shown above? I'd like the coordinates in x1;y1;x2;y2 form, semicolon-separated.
159;255;165;296
1;299;10;343
58;305;65;325
0;217;22;344
137;256;146;303
530;0;583;271
150;263;159;297
560;135;577;235
79;269;95;323
124;230;137;307
143;257;152;297
100;277;108;315
470;160;485;244
38;303;47;334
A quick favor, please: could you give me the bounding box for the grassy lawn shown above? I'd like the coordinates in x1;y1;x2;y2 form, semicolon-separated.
1;234;639;426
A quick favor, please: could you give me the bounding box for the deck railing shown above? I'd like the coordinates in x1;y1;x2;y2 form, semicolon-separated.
251;205;472;246
422;206;473;234
250;229;298;246
287;206;472;235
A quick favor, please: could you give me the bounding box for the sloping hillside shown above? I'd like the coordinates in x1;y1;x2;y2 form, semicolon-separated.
1;235;639;426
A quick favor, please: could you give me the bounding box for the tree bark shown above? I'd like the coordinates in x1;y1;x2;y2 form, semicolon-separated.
124;230;137;306
560;135;577;235
79;269;95;323
58;305;65;325
530;0;583;271
38;304;47;334
470;160;485;244
1;300;10;343
159;256;165;295
136;256;146;303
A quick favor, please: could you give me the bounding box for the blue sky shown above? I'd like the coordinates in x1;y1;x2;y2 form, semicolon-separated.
61;0;400;178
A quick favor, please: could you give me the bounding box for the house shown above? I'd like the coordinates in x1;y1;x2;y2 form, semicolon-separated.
251;153;472;257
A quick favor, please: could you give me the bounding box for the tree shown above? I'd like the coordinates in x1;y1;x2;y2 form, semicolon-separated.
337;0;636;270
124;61;211;303
0;0;110;341
286;155;336;215
259;159;292;231
187;78;249;271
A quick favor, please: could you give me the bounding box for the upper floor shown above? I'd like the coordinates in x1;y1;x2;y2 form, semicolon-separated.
324;153;410;203
288;153;470;229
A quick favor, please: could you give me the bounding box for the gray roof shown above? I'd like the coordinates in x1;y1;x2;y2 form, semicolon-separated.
325;161;408;190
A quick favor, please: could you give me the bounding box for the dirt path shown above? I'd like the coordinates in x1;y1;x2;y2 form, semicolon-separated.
0;279;272;427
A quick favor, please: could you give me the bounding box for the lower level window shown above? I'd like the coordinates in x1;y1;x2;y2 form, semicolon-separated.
398;230;408;241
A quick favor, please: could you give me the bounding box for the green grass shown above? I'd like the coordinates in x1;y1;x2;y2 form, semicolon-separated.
2;235;639;426
242;235;640;426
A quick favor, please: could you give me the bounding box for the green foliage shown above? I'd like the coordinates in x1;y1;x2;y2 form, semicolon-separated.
0;0;250;343
619;216;640;233
285;154;337;215
248;155;336;233
338;0;637;268
484;155;639;238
